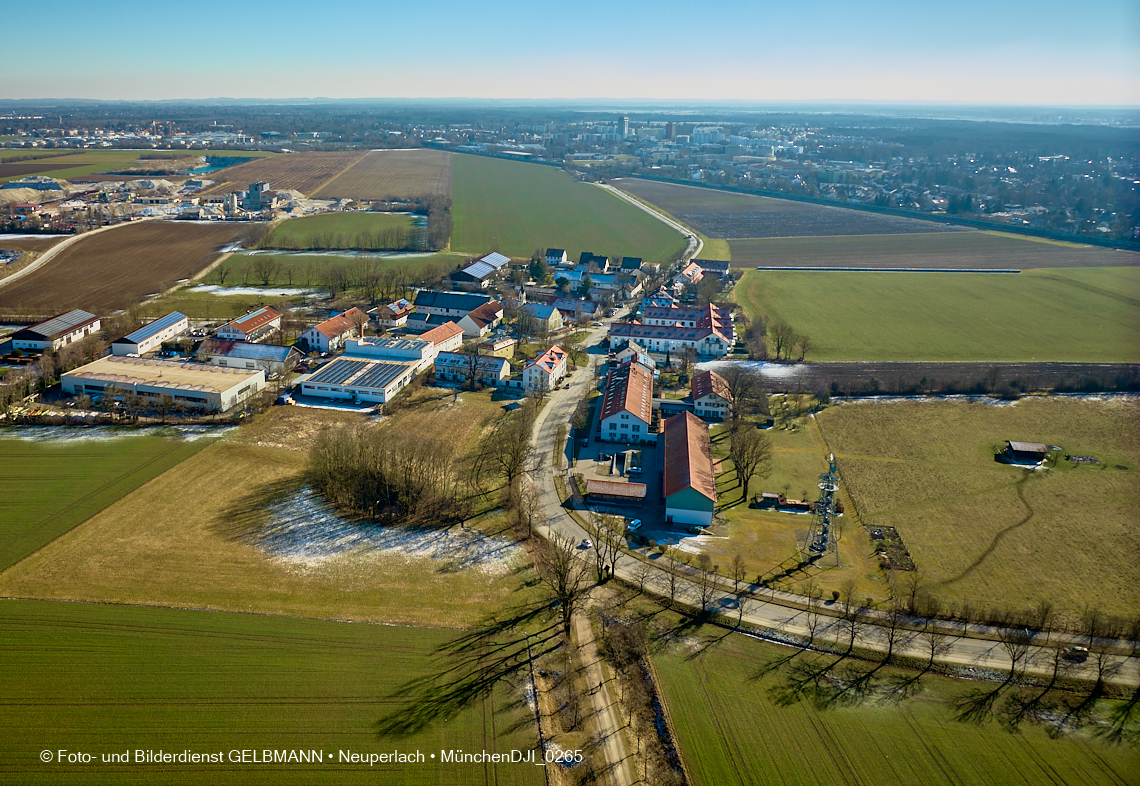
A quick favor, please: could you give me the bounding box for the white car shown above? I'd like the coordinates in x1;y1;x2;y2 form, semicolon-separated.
582;539;592;549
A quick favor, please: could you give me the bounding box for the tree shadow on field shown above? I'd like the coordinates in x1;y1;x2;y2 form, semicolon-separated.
952;681;1009;725
212;477;307;542
372;598;561;738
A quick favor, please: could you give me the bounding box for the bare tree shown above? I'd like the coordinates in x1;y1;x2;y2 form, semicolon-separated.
877;602;916;663
536;532;592;639
458;340;483;391
472;399;540;504
997;626;1034;682
923;620;954;670
730;428;773;502
214;260;231;286
252;256;279;286
718;365;766;436
632;561;653;596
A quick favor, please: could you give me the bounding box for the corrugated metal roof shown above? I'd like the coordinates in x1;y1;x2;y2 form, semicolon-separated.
119;312;187;344
25;309;99;339
586;480;647;499
1008;441;1048;453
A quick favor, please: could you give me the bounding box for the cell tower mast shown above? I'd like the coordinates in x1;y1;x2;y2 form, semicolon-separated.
805;453;840;562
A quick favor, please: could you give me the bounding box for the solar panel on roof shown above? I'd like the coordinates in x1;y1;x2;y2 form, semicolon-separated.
309;359;368;385
121;312;187;344
351;362;410;390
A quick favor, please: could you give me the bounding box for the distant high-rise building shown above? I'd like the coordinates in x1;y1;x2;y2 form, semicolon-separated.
621;116;630;137
665;122;677;140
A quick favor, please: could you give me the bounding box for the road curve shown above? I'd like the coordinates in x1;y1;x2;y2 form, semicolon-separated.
0;218;156;294
595;182;702;262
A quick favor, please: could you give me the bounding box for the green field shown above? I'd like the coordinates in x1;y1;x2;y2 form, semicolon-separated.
450;154;686;261
0;149;274;183
816;397;1140;623
654;629;1139;786
735;266;1140;361
0;599;541;786
263;212;421;250
0;432;213;572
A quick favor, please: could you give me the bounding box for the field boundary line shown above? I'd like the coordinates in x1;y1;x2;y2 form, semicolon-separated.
307;151;368;198
0;218;157;294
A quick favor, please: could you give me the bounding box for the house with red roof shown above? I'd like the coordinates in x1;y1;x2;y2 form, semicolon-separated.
301;308;367;353
663;412;717;527
523;345;568;393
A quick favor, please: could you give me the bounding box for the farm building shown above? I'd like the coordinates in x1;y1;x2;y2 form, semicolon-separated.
370;298;414;329
449;252;512;289
344;336;436;372
691;369;732;422
522;303;564;333
11;310;101;352
61;356;264;412
418;321;465;353
1000;441;1050;465
480;334;516;359
299;357;416;404
433;352;511;386
620;256;644;271
662;412;717;527
458;301;504;338
608;321;732;358
409;291;492;330
215;306;283;343
199;339;302;377
586;479;647;504
300;308;367;353
523;346;568;393
545;248;567;267
599;360;657;445
111;312;189;356
643;304;732;331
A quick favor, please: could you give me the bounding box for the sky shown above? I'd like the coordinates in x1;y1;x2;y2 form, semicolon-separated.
4;0;1138;105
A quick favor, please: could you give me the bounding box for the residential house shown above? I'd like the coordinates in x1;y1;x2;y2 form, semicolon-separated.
521;303;564;334
578;251;609;271
12;309;101;352
613;339;657;374
479;334;516;359
692;259;731;279
411;290;492;321
662;412;717;527
215;306;283;343
691;369;732;422
369;298;414;330
458;301;504;338
671;260;704;288
300;308;367;353
523;346;568;393
551;298;600;320
598;360;656;445
418;321;465;353
545;248;567;267
608;318;732;358
620;256;643;272
645;288;676;308
433;352;511;387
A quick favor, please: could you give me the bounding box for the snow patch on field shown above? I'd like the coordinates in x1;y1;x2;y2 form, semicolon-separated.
260;487;521;576
698;360;803;379
0;424;235;443
186;284;320;297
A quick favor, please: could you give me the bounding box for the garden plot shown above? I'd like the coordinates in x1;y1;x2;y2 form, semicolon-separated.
262;486;522;576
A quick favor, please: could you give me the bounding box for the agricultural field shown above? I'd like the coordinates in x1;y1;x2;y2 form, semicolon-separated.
0;235;67;283
314;149;453;200
451;154;686;262
200;152;366;197
734;266;1140;362
0;150;273;184
0;430;213;572
0;599;541;786
0;393;539;628
815;396;1140;623
0;220;247;313
262;211;421;249
730;231;1140;270
654;627;1139;786
207;250;463;292
616;178;966;238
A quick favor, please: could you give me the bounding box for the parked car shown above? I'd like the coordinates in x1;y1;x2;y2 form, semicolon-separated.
581;539;592;549
1063;646;1089;662
627;519;642;531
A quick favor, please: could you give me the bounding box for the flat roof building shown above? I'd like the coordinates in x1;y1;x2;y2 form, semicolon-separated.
299;357;417;404
61;355;264;412
112;312;188;356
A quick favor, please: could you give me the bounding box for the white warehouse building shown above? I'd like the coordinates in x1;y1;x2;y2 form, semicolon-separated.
111;312;189;356
61;356;264;412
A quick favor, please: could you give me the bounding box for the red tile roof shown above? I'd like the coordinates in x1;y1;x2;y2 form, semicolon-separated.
312;307;366;339
420;320;463;346
662;412;717;503
527;345;567;375
226;306;283;335
692;369;732;404
600;360;653;425
465;301;504;329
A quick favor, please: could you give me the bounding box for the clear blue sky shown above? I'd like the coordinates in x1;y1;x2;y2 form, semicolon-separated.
4;0;1138;104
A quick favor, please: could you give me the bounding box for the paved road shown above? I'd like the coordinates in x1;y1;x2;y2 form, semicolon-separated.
596;182;702;262
528;327;1140;689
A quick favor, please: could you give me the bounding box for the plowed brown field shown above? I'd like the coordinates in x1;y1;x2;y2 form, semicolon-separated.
313;149;452;199
200;152;365;196
0;221;245;312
